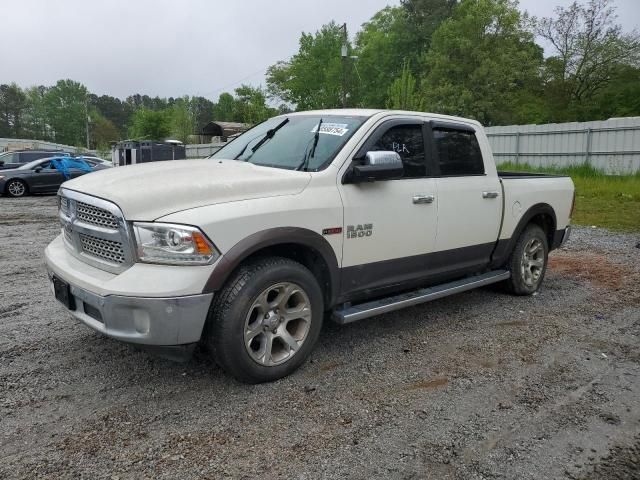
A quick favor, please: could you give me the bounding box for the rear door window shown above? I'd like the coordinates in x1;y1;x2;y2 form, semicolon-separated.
433;129;484;176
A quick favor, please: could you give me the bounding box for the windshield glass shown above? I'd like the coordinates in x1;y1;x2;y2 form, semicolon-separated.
211;115;366;171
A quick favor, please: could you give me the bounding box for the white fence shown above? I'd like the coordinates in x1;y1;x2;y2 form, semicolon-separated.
486;117;640;174
185;143;224;158
0;138;80;153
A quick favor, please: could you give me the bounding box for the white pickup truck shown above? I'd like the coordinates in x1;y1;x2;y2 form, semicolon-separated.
45;109;574;383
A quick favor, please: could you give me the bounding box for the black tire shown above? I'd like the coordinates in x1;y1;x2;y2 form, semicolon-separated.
5;179;28;198
504;224;549;295
204;256;324;383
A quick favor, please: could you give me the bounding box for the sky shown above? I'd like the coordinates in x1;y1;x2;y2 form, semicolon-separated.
1;0;639;101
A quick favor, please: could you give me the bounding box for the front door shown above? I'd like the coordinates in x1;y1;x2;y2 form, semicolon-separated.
338;119;438;299
30;161;65;193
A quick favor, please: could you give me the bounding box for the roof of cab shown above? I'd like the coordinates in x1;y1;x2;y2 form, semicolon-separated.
285;108;482;127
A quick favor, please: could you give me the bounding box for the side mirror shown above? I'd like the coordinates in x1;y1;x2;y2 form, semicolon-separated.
34;167;43;173
348;151;404;183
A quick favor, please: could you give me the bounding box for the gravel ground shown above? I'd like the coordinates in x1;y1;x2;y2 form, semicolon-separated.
1;195;639;479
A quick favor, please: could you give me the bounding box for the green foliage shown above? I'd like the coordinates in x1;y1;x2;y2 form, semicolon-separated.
422;0;544;125
212;92;236;122
44;79;88;146
386;62;425;110
266;22;346;109
3;0;640;150
90;111;119;149
128;108;172;140
170;98;194;143
0;83;28;137
499;161;640;231
535;0;640;121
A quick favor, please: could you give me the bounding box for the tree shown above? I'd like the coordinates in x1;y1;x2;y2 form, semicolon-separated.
0;83;28;138
90;111;120;149
422;0;544;125
190;96;215;132
23;86;50;140
44;79;88;146
536;0;640;121
212;92;236;121
90;94;132;137
267;22;347;109
128;108;172;140
232;85;274;124
386;61;424;110
170;98;194;143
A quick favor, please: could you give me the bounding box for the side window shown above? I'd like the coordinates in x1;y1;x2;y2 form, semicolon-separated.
371;124;426;178
0;153;16;164
21;152;43;163
433;129;484;176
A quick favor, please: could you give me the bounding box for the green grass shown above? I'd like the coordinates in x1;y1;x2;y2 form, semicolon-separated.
499;162;640;232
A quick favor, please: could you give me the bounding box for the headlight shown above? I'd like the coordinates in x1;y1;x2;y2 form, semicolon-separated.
132;222;219;265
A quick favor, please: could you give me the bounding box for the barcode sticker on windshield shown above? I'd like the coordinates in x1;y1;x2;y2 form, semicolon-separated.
311;123;349;136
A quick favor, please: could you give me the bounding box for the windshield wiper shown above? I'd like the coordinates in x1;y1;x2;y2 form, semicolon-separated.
233;118;289;161
296;118;323;171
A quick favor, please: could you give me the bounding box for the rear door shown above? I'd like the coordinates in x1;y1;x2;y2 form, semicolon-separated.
338;118;438;298
430;122;502;276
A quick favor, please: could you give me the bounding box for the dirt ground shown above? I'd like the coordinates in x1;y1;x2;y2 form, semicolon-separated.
1;195;639;479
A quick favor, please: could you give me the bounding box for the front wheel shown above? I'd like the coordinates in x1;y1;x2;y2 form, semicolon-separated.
205;256;324;383
504;224;549;295
6;179;28;198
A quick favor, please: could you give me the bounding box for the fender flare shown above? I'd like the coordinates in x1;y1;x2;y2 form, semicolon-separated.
202;227;341;304
491;203;557;268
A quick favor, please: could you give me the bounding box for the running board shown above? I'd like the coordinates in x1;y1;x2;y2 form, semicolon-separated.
333;270;511;325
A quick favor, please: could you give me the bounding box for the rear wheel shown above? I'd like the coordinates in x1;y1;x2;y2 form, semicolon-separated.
6;179;28;198
504;224;549;295
205;256;324;383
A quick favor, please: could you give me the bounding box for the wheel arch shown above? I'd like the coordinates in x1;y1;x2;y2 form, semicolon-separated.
491;203;557;268
4;177;29;196
203;227;340;308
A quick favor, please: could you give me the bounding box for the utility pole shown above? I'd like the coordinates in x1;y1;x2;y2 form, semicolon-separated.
341;23;348;108
85;98;90;150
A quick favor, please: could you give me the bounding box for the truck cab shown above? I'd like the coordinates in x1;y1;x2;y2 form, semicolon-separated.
45;109;574;383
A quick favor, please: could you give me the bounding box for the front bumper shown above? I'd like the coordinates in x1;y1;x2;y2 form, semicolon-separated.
47;272;213;345
45;235;214;346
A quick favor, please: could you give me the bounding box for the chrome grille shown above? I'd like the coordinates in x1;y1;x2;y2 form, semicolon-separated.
58;188;133;274
79;234;126;264
76;201;119;229
63;222;73;243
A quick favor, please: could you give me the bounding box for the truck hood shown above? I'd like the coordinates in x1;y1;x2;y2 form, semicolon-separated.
62;159;311;220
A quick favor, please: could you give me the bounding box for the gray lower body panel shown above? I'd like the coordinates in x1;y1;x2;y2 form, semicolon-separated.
48;272;213;345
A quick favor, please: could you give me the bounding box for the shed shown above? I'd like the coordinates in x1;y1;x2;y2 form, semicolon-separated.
199;121;250;143
112;140;186;167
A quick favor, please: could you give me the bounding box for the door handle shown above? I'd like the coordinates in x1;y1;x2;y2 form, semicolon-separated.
413;194;435;204
482;191;499;199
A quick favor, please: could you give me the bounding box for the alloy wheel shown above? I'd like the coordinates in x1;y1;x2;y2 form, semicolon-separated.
521;238;545;287
244;282;312;366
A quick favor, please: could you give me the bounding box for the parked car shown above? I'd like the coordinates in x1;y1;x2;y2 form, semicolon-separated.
0;157;105;197
77;156;113;168
45;109;575;383
0;150;73;170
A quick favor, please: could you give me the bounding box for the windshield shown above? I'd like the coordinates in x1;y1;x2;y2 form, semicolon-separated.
210;115;366;171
